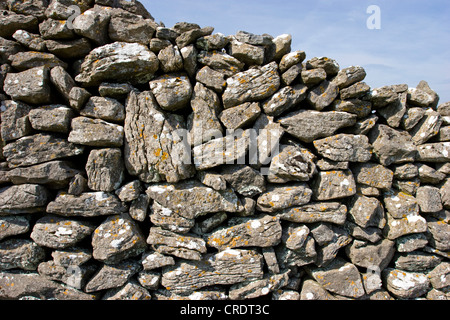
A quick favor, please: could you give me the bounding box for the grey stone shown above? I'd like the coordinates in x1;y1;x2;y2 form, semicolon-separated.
39;18;76;40
279;51;306;73
123;91;195;183
279;110;357;143
441;179;450;209
346;239;395;270
149;73;193;111
10;51;67;71
344;114;378;135
192;212;228;235
158;45;184;73
129;194;149;222
417;142;450;162
196;171;227;191
3;66;51;104
228;39;265;66
344;221;383;243
393;163;419;180
72;7;110;45
220;165;266;197
262;84;308;117
394;251;441;272
115;180;142;203
331;99;372;118
384;212;428;240
0;37;23;64
155;27;179;41
0;10;38;37
383;268;430;299
86;148;124;192
0;239;45;271
46;191;127;217
333;66;367;89
352;162;394;190
300;279;336;300
108;9;157;44
0;216;30;241
98;82;133;99
29;105;74;133
383;189;419;218
313;134;372;163
306;80;340;111
12;29;46;51
137;270;161;290
282;224;310;251
349;194;385;229
51;246;92;267
370;86;399;109
269;34;292;61
428;262;450;290
68;116;124;147
67;174;88;196
426;214;450;251
252;113;284;167
197;50;245;77
378;92;407;128
149;201;195;234
180;45;198;78
234;30;273;46
141;251;175;271
256;183;312;213
175;26;214;48
95;0;154;19
310;223;352;267
416;186;443;213
301;68;327;87
31;215;95;249
277;202;348;225
45;38;92;59
219;102;261;130
402;107;426;131
339;82;371;100
410;109;442;145
407;87;435;108
312;170;356;201
195;66;226;93
316;159;349;171
85;260;141;292
37;260;96;290
0;184;49;215
0;100;32;142
228;271;289;300
75;42;159;86
306;57;340;76
68;86;91;111
92;213;147;264
80;96;125;122
276;235;317;268
102;281;152;300
281;63;302;86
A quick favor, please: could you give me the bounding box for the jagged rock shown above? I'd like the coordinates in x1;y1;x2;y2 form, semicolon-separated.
339;81;371;100
92;213;147;264
228;271;289;300
51;246;92;267
157;45;184;73
37;260;96;290
0;239;45;270
98;82;133;99
384;212;428;240
394;251;441;272
149;201;195;234
348;194;385;229
75;42;159;86
416;186;443;213
0;184;49;214
123;90;195;183
344;221;382;243
197;50;244;77
220;165;266;197
0;10;38;38
115;180;142;202
281;224;310;251
279;110;357;143
428;262;450;290
80;96;125;122
332;98;372;119
3;66;51;104
252;113;284;167
352;162;394;190
68;86;91;111
426;214;450;252
102;281;152;300
108;9;157;44
277;202;347;225
68;116;124;147
410;109;443;145
0;216;30;241
219;102;261;130
370;86;399;109
141;251;175;271
300;279;336;300
313;134;372;163
396;233;428;253
176;26;214;48
333;66;366;89
85;148;124;192
262;84;308;117
0;100;32;142
196;33;229;51
147;227;206;261
378;92;407;128
31;215;95;249
46;191;127;217
310;223;352;266
301;68;326;87
72;7;110;45
45;38;92;59
312;170;356;201
306;80;339;111
161;249;264;293
180;44;198;78
222;61;280;109
29;105;74;133
346;239;395;270
281;62;302;86
441;179;450;209
207;215;282;250
39;18;75;40
0;37;23;64
228;39;265;66
234;30;273;46
417;142;450;162
256;183;312;213
10;51;67;71
306;57;340;76
129;194;149;222
196;66;226;93
85;260;141;292
146;180;242;220
383;268;430;299
279;51;306;73
383;189;419;218
137;270;161;290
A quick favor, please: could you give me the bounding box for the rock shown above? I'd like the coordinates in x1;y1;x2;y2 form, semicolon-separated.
72;7;110;45
300;279;336;300
129;194;149;222
0;10;38;37
145;180;242;220
346;239;395;270
108;9;157;44
262;84;308;117
402;107;426;131
301;68;327;87
7;160;80;188
155;27;180;41
157;45;183;73
281;63;302;86
29;105;74;133
102;281;152;300
333;66;366;89
207;215;282;250
98;82;133;99
46;191;127;217
0;216;30;241
383;268;430;299
180;44;198;78
228;39;265;66
339;82;371;100
0;100;32;142
96;0;154;19
256;183;312;213
276;235;317;268
307;258;365;299
92;213;147;264
428;262;450;290
228;272;289;300
220;165;266;197
393;163;419;180
441;179;450;209
150;201;195;234
85;260;141;292
313;134;372;163
68;86;91;111
416;186;443;213
332;98;372;119
383;190;419;218
267;144;317;183
149;73;193;112
75;42;159;86
281;224;310;251
197;50;244;77
306;57;340;76
175;26;214;49
279;51;306;73
31;215;95;249
417;142;450;162
0;37;23;64
222;61;280;109
384;212;428;240
252;113;284;167
147;227;206;261
219;102;261;130
85;148;124;192
115;180;142;202
0;239;45;270
195;66;226;93
426;214;450;252
394;251;441;272
370;124;417;166
161;249;264;293
196;171;226;191
370;86;399;109
407;87;435;108
51;246;92;267
37;260;96;290
410;109;442;145
377;92;407;128
277;202;348;225
3;133;84;167
45;38;92;59
279;110;357;143
306;80;340;111
10;51;67;71
141;251;175;271
344;221;383;243
0;271;97;300
352;163;394;190
0;184;49;215
310;223;352;267
68;116;124;147
348;195;385;228
396;233;428;253
39;18;75;40
312;170;356;201
137;270;161;290
234;30;272;46
123;91;195;183
80;96;125;122
3;66;51;104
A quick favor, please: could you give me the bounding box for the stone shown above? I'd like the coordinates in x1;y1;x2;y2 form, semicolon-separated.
402;107;426;131
137;270;161;290
96;0;154;19
348;195;385;229
276;235;317;268
0;10;38;37
220;165;266;197
300;279;336;300
279;51;306;73
207;215;282;250
417;142;450;162
175;26;214;48
333;66;367;89
393;163;419;180
306;80;340;111
3;66;51;104
67;174;88;195
306;57;340;76
396;233;428;253
30;215;95;249
108;9;157;44
10;51;67;71
180;44;198;78
45;0;92;19
339;82;371;100
262;84;308;117
234;30;272;46
332;98;372;119
0;239;45;270
316;159;349;171
157;45;183;73
98;82;133;99
407;87;435;108
85;260;141;293
68;86;91;111
86;148;124;192
46;191;127;217
383;268;430;299
307;258;365;298
197;50;245;77
441;179;450;209
161;249;264;293
155;27;179;41
377;92;407;128
149;73;193;112
384;212;428;240
281;63;302;86
410;109;442;145
0;100;32;142
228;39;265;66
344;221;383;243
346;239;395;270
123;91;195;183
383;189;419;218
312;170;356;201
80;96;125;122
149;201;194;234
0;184;49;215
282;224;310;251
7;160;80;188
313;134;372;163
45;38;92;59
147;227;206;261
352;163;394;190
228;272;290;300
252;113;284;167
51;246;92;267
195;66;226;93
39;18;75;40
75;42;159;86
141;251;175;271
416;186;443;213
256;183;312;213
277;202;348;225
219;102;261;130
0;37;23;64
37;260;96;290
370;86;399;109
426;214;450;252
92;213;147;264
344;114;378;135
269;34;292;61
129;194;149;222
222;61;280;109
394;251;441;272
0;216;30;241
301;68;327;87
279;110;357;143
370;124;417;166
68;116;124;147
310;223;352;267
102;281;152;300
28;105;74;133
115;180;142;203
146;180;242;220
72;7;110;45
196;171;226;191
267;144;317;183
428;262;450;290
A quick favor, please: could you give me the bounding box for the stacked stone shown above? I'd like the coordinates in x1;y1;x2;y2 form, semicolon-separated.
0;0;449;300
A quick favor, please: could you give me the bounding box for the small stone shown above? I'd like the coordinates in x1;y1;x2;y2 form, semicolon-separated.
197;50;245;77
228;39;265;66
157;45;184;73
196;171;227;191
310;223;352;267
282;224;310;251
394;251;441;272
378;92;407;128
0;239;45;270
313;134;372;163
67;174;88;196
98;82;133;99
306;57;340;76
333;66;367;89
346;239;395;270
80;96;125;122
416;186;443;213
370;86;399;109
276;236;317;268
300;279;336;300
277;202;348;225
68;86;91;111
108;9;157;44
3;66;51;104
28;104;74;133
262;84;308;117
279;51;306;73
256;183;312;213
393;163;419;180
102;281;151;300
141;251;175;271
0;100;32;142
115;180;142;203
68;117;124;147
306;80;340;111
428;262;450;290
348;194;385;229
12;29;45;51
86;148;124;192
281;63;302;86
10;51;67;71
352;162;394;190
72;7;110;45
0;216;30;241
407;87;435;108
51;246;92;267
417;142;450;162
384;213;428;240
0;11;38;38
195;66;226;93
85;260;141;293
219;102;261;130
175;26;214;48
220;165;266;197
149;73;193;111
410;109;443;145
312;170;356;201
228;272;289;300
301;68;327;87
180;44;198;78
396;233;428;253
383;268;430;299
339;82;371;100
331;99;372;118
137;270;161;290
150;201;195;234
0;184;49;215
39;18;75;40
402;107;426;131
45;38;92;59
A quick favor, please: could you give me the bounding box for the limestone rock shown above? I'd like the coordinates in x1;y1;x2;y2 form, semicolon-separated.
256;183;312;213
85;260;141;292
262;84;308;117
0;216;30;241
312;170;356;201
0;239;45;270
306;80;339;111
3;66;51;104
277;202;348;225
0;184;49;215
383;268;430;299
313;134;372;163
68;116;124;147
0;100;32;142
80;96;125;122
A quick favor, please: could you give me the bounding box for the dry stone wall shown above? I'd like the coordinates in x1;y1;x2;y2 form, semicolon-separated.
0;0;449;300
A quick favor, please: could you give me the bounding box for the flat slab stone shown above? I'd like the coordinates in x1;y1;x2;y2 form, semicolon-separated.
3;66;51;104
313;134;372;163
277;202;348;225
68;116;124;147
0;184;49;215
256;183;312;213
312;170;356;201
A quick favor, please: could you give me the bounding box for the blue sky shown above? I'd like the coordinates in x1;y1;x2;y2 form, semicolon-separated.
141;0;450;103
